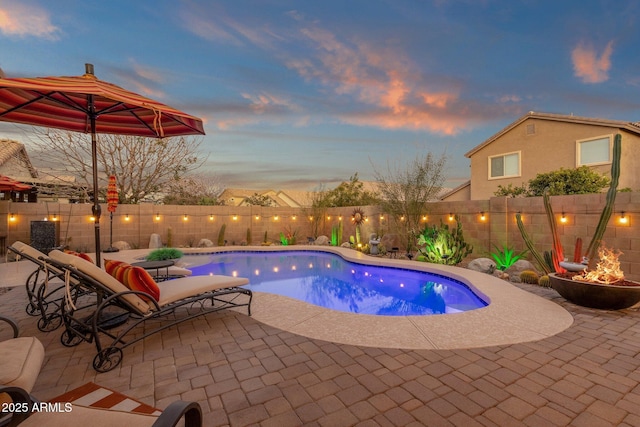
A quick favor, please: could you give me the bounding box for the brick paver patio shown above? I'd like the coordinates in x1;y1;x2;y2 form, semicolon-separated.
1;282;639;426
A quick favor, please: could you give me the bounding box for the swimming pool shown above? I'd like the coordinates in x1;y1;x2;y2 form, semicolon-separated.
188;250;487;316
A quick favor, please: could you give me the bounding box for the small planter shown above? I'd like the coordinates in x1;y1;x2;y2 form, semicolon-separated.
549;273;640;310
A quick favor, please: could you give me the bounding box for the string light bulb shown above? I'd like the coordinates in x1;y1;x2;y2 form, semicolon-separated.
619;212;628;224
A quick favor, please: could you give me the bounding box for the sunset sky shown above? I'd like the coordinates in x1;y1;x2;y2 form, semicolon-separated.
0;0;639;190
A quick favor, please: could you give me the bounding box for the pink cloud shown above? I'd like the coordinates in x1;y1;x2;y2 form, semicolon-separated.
0;1;60;40
571;41;614;84
286;25;472;135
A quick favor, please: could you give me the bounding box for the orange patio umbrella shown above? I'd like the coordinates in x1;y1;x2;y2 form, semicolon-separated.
0;64;205;265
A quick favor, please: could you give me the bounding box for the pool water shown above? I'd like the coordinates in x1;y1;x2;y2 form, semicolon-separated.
189;251;487;316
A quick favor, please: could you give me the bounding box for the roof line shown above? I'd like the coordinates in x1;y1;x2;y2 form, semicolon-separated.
465;111;640;158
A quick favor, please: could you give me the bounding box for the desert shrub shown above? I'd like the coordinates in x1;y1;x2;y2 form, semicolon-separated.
146;248;183;261
416;216;473;265
491;244;527;271
528;166;609;196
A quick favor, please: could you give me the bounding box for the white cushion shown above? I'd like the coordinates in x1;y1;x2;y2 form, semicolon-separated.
48;250;150;315
18;405;159;427
0;336;45;392
156;275;249;307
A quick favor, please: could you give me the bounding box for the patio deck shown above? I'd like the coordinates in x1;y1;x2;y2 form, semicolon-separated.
1;261;639;426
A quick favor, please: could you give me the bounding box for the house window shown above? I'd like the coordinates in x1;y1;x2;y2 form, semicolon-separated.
489;152;520;178
577;136;611;166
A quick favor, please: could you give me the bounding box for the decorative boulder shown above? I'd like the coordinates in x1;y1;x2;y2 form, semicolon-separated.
341;242;351;248
198;238;214;248
148;233;162;249
504;260;538;278
315;235;330;246
380;234;401;251
468;258;496;274
112;241;131;251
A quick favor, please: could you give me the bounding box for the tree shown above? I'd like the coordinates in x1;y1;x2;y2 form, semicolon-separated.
28;129;205;203
322;173;378;207
244;193;278;207
162;174;224;205
373;152;447;250
527;166;609;196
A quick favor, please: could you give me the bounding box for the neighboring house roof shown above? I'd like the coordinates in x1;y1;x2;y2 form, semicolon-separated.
219;188;314;207
438;181;469;200
465;111;640;158
0;139;38;178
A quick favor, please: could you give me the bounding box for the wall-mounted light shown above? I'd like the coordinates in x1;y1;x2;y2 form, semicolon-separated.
619;212;629;224
422;215;427;221
255;215;260;220
480;212;486;221
292;215;297;221
380;214;384;221
560;212;567;224
309;215;313;221
183;214;188;221
155;213;160;221
52;214;58;221
338;215;342;221
124;214;130;221
448;213;454;221
209;214;214;221
274;215;279;221
89;215;96;222
400;215;405;221
9;213;15;222
327;215;331;221
232;214;238;221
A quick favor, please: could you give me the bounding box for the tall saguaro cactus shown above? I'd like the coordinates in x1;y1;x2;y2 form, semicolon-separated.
585;133;622;270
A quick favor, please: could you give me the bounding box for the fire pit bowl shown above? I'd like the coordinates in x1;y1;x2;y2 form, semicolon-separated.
549;273;640;310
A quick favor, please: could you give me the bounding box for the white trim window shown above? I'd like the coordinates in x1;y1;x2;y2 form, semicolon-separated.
577;135;612;166
489;151;520;179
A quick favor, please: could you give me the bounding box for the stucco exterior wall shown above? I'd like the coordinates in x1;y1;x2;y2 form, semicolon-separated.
469;119;640;200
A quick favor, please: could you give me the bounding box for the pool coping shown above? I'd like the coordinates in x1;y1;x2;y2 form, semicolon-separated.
1;246;574;350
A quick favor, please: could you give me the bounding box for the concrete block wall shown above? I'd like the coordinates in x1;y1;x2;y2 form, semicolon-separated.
1;192;638;281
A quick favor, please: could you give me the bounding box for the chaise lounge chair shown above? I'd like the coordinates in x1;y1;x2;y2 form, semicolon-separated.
7;241;83;332
44;250;252;372
0;385;202;427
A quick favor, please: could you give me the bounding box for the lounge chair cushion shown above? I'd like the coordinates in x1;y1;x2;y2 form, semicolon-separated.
11;240;47;262
64;250;94;263
16;405;161;427
156;275;249;307
0;336;45;391
104;260;160;302
48;250;151;315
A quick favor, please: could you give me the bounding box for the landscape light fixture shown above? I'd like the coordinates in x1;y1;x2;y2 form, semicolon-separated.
619;212;628;224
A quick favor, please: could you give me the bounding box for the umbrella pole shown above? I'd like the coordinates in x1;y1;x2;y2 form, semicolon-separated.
89;93;102;267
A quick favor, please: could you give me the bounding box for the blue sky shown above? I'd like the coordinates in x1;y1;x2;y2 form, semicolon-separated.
0;0;639;190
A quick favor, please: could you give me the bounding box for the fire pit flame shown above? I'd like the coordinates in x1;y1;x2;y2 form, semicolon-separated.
573;245;625;285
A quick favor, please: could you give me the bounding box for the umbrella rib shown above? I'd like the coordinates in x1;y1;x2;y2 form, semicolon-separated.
0;92;51;117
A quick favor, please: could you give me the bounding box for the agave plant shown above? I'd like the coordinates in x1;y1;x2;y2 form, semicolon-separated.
490;244;528;271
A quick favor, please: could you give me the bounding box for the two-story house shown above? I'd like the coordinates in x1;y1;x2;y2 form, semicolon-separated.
442;112;640;201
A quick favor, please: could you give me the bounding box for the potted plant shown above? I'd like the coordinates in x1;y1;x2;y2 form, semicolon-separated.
517;134;640;309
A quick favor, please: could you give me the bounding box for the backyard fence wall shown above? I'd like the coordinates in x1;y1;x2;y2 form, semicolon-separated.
1;191;639;281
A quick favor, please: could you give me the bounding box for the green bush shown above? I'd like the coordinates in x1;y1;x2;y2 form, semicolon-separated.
528;166;609;196
146;248;183;261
